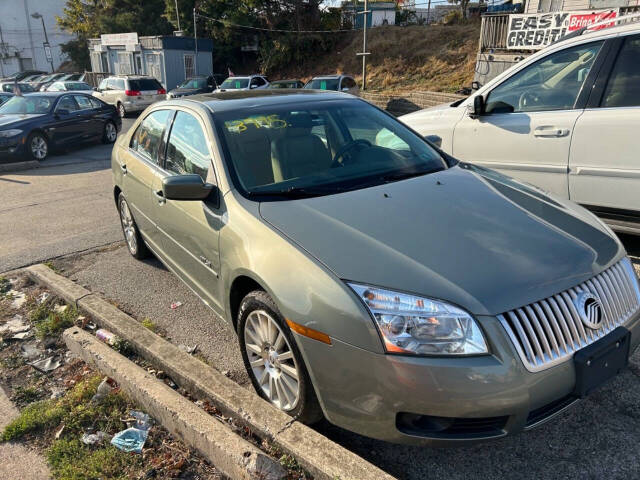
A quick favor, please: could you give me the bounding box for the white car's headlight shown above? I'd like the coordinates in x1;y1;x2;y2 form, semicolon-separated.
0;129;23;138
349;283;488;356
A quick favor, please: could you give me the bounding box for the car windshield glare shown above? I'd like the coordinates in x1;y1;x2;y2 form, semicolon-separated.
66;82;91;90
304;79;340;90
215;99;446;199
221;78;249;89
0;96;54;114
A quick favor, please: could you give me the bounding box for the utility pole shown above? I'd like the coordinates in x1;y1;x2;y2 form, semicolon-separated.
31;13;54;73
426;0;432;24
174;0;181;31
356;0;370;91
193;7;198;76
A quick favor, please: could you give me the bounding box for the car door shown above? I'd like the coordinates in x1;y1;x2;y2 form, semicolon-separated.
51;95;86;146
73;94;101;138
121;109;173;250
151;109;224;312
453;40;606;198
569;34;640;230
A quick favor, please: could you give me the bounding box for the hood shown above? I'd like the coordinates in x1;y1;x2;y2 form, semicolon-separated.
260;165;622;316
169;88;202;96
0;114;45;127
401;102;453;120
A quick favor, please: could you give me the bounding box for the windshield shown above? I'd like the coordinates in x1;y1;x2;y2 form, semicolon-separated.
0;96;54;114
65;82;92;90
221;78;249;89
178;78;207;89
215;99;446;199
304;79;340;90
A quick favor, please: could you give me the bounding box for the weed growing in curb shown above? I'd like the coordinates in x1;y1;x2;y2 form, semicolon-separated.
29;302;78;339
141;317;156;332
13;386;41;405
43;261;60;273
0;276;10;295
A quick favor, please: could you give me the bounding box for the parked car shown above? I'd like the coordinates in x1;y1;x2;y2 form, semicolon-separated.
269;79;305;89
111;90;640;446
93;75;166;118
0;92;121;161
58;73;83;82
401;19;640;236
0;92;13;105
46;81;93;92
166;75;216;99
0;82;36;93
215;75;269;92
304;75;359;95
34;73;67;91
0;70;46;82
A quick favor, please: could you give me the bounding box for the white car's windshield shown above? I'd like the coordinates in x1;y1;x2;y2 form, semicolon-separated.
215;99;447;199
221;78;249;89
0;96;54;114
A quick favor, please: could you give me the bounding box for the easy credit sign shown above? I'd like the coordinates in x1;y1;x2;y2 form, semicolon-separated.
506;9;618;50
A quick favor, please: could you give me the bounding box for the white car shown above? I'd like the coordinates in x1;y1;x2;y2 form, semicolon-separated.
401;18;640;235
215;75;269;92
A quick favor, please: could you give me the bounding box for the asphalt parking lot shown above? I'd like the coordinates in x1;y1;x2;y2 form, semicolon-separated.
49;241;640;480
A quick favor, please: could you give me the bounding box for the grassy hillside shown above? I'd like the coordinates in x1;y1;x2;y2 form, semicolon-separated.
269;21;480;93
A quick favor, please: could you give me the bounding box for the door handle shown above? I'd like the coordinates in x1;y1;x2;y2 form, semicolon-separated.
534;126;570;138
154;189;166;204
119;163;127;174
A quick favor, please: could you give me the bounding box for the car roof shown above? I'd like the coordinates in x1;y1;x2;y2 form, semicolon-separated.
24;91;91;97
174;89;353;112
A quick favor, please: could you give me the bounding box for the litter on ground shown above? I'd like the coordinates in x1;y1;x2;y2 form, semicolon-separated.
29;356;62;373
170;301;183;309
0;315;30;335
111;427;149;453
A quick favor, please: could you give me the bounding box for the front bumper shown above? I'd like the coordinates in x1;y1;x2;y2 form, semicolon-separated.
0;134;28;161
296;312;640;446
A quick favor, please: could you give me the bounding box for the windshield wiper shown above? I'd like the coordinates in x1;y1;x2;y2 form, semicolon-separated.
381;167;444;183
248;185;345;199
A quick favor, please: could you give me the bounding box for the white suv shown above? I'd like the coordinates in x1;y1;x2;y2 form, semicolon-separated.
402;19;640;235
216;75;270;92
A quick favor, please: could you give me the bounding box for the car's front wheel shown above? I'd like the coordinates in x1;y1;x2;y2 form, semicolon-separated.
27;132;48;161
117;193;149;259
238;290;323;424
102;121;117;144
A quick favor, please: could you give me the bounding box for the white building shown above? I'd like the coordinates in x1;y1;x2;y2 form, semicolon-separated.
0;0;75;76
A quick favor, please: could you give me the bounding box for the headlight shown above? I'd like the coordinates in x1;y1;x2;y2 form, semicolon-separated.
0;129;23;138
348;283;488;356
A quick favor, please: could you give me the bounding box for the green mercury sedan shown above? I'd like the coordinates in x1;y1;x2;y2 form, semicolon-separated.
112;90;640;445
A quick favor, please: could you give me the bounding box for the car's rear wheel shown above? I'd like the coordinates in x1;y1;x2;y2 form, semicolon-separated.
117;102;126;118
117;193;149;259
102;121;117;144
238;290;323;424
27;132;48;161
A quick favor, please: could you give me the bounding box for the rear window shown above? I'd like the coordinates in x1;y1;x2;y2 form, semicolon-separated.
129;79;162;91
304;79;340;91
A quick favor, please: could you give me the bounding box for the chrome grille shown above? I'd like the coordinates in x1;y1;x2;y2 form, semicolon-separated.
499;258;640;372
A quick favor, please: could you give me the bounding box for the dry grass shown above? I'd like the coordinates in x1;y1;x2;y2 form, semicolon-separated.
269;22;480;93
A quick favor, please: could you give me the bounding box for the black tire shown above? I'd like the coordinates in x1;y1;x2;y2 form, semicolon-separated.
238;290;323;424
117;193;149;260
102;121;118;144
26;131;49;161
117;102;126;118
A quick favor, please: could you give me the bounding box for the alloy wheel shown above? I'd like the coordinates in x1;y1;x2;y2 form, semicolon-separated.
105;122;117;142
31;135;47;160
244;310;300;411
119;198;137;254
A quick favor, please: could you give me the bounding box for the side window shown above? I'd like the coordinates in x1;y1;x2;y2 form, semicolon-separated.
105;78;115;90
98;79;108;90
165;111;211;181
130;110;171;164
74;95;93;110
252;77;265;87
89;97;103;109
341;107;410;151
601;37;640;108
343;77;356;89
116;79;126;91
485;41;603;114
57;96;79;112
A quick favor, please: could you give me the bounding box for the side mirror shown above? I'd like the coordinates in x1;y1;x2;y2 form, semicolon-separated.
471;95;485;118
424;134;442;148
471;81;481;90
162;174;215;201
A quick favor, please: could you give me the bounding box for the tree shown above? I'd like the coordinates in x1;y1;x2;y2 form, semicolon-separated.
448;0;470;19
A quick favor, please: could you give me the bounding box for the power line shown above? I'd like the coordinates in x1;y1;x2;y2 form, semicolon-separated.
196;12;354;33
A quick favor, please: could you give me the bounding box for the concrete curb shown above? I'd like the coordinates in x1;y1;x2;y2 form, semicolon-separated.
64;327;287;480
26;264;396;480
0;160;39;173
